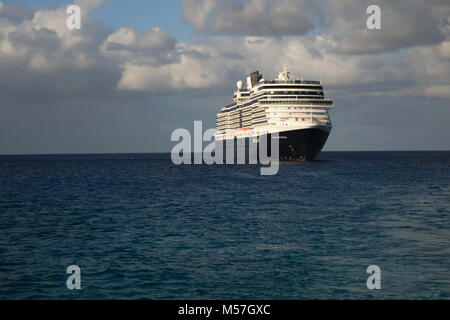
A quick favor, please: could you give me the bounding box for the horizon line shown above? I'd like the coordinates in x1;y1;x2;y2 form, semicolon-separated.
0;150;449;157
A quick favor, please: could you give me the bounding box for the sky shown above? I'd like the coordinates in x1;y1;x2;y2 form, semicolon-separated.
0;0;449;154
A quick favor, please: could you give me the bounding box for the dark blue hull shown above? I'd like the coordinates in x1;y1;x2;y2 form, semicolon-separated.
220;128;330;161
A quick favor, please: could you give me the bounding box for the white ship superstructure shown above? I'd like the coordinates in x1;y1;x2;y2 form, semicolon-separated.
215;67;334;160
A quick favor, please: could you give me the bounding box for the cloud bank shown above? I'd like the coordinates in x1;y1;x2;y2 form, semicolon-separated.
0;0;449;153
0;0;447;102
181;0;320;36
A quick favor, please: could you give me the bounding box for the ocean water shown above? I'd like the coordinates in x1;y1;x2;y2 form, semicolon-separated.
0;151;449;300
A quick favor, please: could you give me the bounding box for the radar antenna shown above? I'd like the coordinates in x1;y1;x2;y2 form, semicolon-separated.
279;64;292;81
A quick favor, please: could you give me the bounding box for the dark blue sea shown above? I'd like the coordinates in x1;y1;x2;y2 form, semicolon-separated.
0;152;449;299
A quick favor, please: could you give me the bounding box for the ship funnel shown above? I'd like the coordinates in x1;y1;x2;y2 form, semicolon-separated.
236;80;243;90
249;71;262;87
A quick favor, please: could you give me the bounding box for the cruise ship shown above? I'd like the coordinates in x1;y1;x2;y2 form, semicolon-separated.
215;67;333;161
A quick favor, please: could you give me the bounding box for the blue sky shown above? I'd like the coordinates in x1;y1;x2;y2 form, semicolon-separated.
90;1;194;40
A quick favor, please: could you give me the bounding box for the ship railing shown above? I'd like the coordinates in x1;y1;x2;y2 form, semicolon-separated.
258;80;321;85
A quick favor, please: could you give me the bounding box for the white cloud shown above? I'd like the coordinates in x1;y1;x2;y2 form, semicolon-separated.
423;85;450;99
0;0;448;103
435;41;450;59
0;2;119;102
326;0;450;55
100;27;177;66
116;42;229;92
182;0;450;55
182;0;319;36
